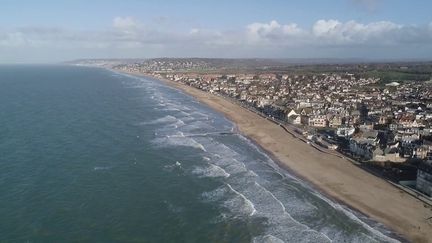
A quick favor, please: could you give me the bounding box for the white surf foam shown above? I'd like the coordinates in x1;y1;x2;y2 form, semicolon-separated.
253;182;332;242
192;164;230;178
152;133;207;152
167;119;185;129
253;235;285;243
163;161;183;172
225;134;399;242
201;186;228;203
189;111;210;120
93;166;112;171
311;191;400;243
179;121;214;132
140;115;179;125
226;183;257;216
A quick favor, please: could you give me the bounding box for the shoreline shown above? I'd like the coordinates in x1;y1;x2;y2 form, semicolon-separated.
120;70;432;243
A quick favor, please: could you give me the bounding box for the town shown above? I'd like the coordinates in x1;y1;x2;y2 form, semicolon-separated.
113;58;432;201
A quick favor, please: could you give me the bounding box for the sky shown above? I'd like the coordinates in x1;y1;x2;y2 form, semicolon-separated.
1;0;432;63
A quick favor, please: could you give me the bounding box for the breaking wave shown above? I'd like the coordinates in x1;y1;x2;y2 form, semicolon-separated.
192;164;230;178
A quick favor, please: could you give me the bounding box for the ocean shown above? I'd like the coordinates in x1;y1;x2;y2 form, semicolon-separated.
0;65;401;242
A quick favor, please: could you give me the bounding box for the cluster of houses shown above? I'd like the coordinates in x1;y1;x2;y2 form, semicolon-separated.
115;61;432;197
119;59;212;72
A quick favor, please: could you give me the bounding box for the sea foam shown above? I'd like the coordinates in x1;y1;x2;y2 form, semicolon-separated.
191;164;230;178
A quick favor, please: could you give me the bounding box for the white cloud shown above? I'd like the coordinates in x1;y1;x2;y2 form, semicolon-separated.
247;20;305;43
0;32;27;47
312;19;341;37
242;19;415;47
1;17;432;61
189;28;200;35
113;16;140;30
1;18;430;49
312;19;402;44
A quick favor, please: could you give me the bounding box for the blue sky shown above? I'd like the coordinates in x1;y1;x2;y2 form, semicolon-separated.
1;0;432;63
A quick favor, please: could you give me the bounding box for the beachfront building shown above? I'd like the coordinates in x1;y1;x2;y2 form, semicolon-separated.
414;141;432;160
349;131;379;160
336;127;356;137
289;115;302;125
416;161;432;197
329;115;343;128
308;115;328;127
286;109;299;119
372;146;406;163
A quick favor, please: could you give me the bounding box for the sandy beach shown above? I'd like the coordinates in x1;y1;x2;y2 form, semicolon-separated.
126;71;432;242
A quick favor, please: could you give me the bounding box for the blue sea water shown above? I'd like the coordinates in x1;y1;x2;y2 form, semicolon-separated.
0;65;401;242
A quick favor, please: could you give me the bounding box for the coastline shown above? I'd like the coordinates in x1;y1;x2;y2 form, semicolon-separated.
121;70;432;243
